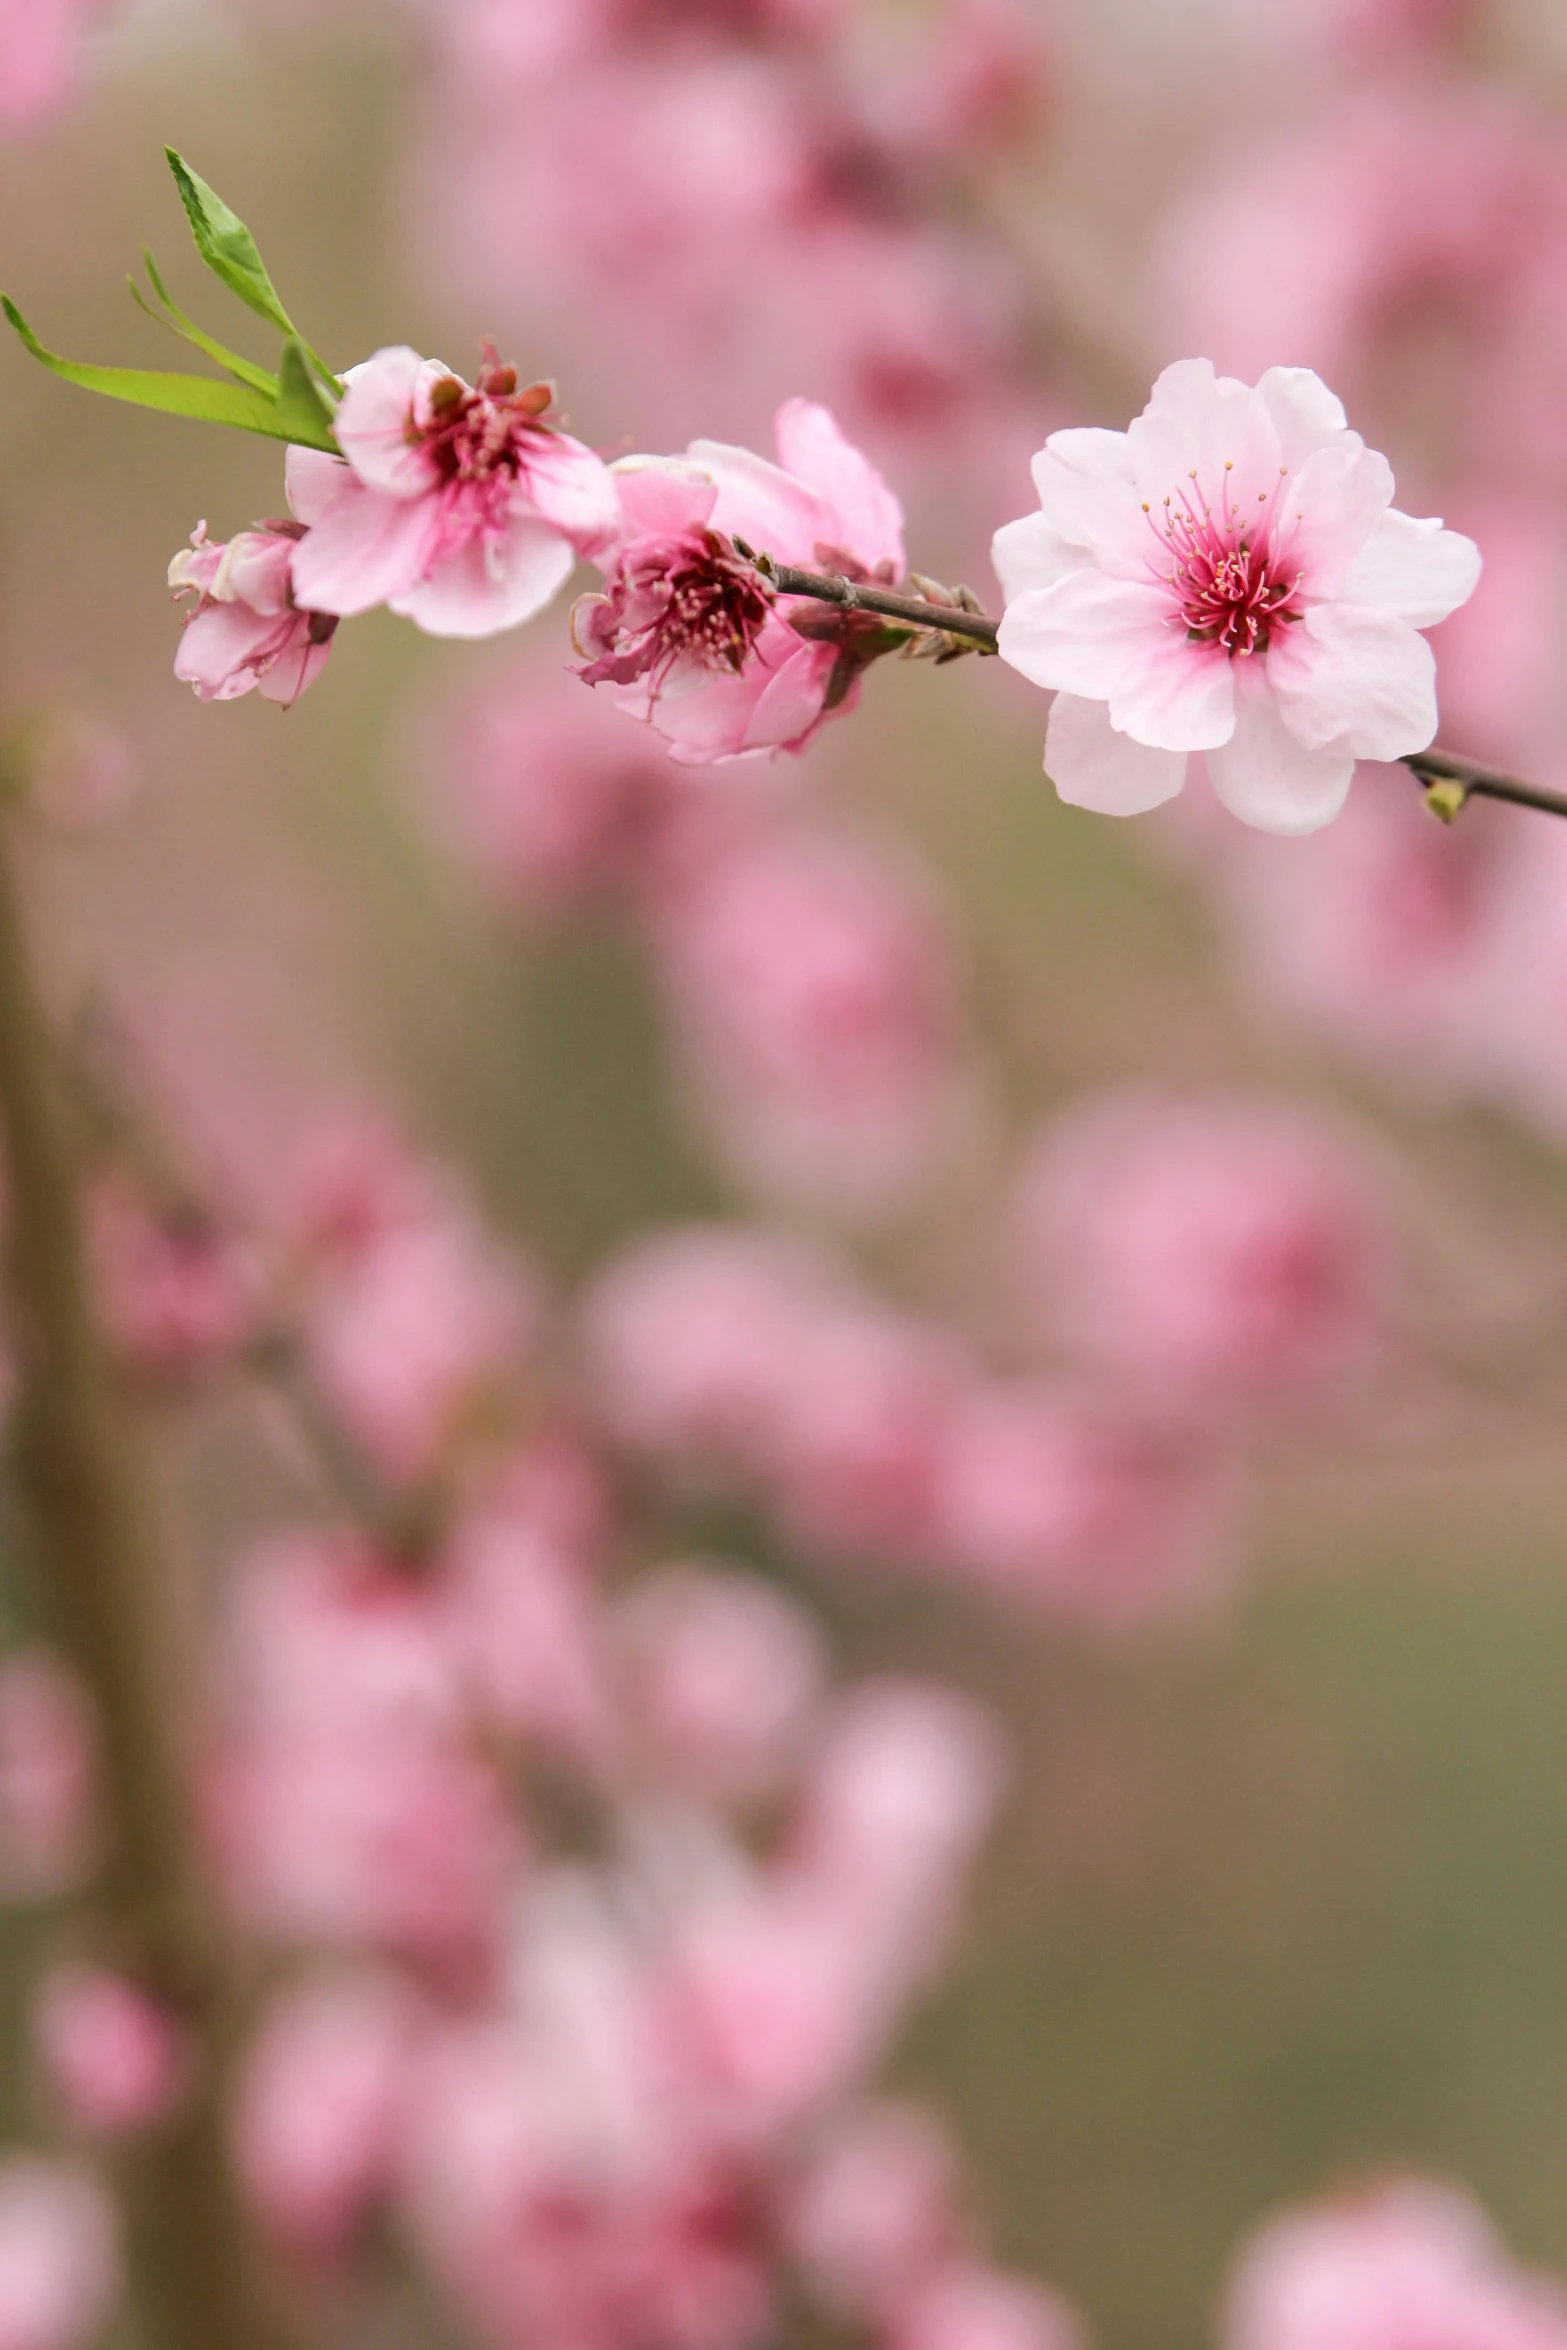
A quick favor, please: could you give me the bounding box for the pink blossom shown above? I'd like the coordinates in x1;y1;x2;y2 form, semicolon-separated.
32;1965;188;2139
439;1496;615;1765
1224;2180;1567;2350
784;2102;965;2317
232;1971;418;2254
0;2157;119;2350
994;361;1480;832
573;399;905;764
1010;1091;1391;1401
0;1654;97;1902
616;1562;827;1808
648;824;970;1214
88;1178;255;1383
889;2268;1087;2350
168;519;337;706
930;1382;1238;1626
289;348;618;638
0;0;108;127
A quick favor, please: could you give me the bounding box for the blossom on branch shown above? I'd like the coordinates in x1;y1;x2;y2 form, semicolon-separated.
289;346;619;639
993;361;1481;834
572;397;906;762
168;519;337;706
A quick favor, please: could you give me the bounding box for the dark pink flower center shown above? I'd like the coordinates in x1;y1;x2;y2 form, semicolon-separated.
1145;468;1304;658
414;349;557;487
574;529;776;692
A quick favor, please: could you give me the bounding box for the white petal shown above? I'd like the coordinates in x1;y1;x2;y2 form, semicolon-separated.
1275;442;1394;597
1342;510;1483;628
1029;428;1147;578
1045;693;1189;816
1268;602;1438;760
1255;368;1352;470
997;571;1174;700
1107;625;1236;752
991;511;1091;601
1206;662;1356;834
1128;360;1285;520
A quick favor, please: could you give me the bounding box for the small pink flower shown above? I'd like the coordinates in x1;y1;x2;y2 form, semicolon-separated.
994;361;1481;832
784;2102;965;2318
572;398;905;763
88;1178;255;1383
32;1964;188;2140
888;2268;1087;2350
168;518;337;706
289;346;618;638
1224;2180;1567;2350
0;2157;120;2350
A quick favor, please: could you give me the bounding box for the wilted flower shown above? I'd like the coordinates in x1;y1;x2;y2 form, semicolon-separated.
994;361;1481;833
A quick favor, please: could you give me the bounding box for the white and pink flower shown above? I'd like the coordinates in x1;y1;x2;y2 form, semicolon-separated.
289;345;619;639
994;360;1481;834
573;397;906;763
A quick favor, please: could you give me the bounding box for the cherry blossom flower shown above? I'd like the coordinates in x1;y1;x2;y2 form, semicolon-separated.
890;2267;1087;2350
1225;2180;1567;2350
572;398;905;763
0;2156;120;2350
994;361;1481;833
32;1964;188;2140
784;2101;965;2318
168;519;337;706
289;346;618;639
0;0;109;127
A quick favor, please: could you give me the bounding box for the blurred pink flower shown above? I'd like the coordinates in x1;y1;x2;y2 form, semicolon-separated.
0;2157;119;2350
88;1179;256;1384
1225;2180;1567;2350
289;348;618;638
574;399;905;763
650;824;969;1213
889;2267;1086;2350
931;1382;1238;1626
0;1654;97;1902
32;1964;187;2139
0;0;107;126
440;1495;615;1765
616;1562;828;1808
785;2101;965;2317
1011;1091;1391;1401
233;1971;418;2254
995;361;1479;832
168;518;338;706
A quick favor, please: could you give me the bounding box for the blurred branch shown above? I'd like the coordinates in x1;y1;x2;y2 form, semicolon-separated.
0;796;284;2350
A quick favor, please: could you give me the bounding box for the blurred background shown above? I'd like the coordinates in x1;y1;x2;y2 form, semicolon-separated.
6;5;1567;2350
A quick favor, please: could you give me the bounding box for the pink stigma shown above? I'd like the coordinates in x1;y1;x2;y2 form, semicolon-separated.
1144;468;1303;658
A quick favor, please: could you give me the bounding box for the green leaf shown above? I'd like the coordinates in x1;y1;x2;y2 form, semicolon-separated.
165;148;298;337
1;294;313;442
276;338;340;449
131;250;279;396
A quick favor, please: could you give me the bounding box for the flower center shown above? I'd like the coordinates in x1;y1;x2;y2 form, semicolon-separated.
1144;466;1303;658
416;347;556;487
574;529;776;693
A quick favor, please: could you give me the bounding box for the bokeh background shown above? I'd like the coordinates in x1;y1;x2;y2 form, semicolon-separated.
6;4;1567;2349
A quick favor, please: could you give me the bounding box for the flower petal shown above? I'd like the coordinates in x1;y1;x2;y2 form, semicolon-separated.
285;446;360;530
332;347;443;500
1268;602;1438;760
389;513;576;639
1029;428;1146;578
1107;624;1236;752
773;398;905;576
1255;367;1353;471
1045;693;1189;816
521;430;621;561
173;603;279;700
289;487;445;618
1206;660;1356;834
1128;360;1285;522
1342;509;1483;627
1274;441;1393;597
997;572;1174;701
684;437;832;570
611;459;719;542
992;511;1090;602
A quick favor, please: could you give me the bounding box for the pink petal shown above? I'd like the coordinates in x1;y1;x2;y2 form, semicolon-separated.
1342;510;1483;627
772;398;905;576
1255;367;1353;471
215;532;294;615
521;430;621;560
389;514;576;639
286;446;361;531
1045;694;1189;816
256;632;334;706
1108;623;1236;751
333;348;442;500
290;490;445;619
173;603;279;700
999;572;1235;750
1275;442;1394;598
1128;361;1286;525
992;512;1090;602
611;459;719;541
1028;429;1147;579
1268;602;1438;760
684;438;832;570
1205;660;1356;834
742;637;839;752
